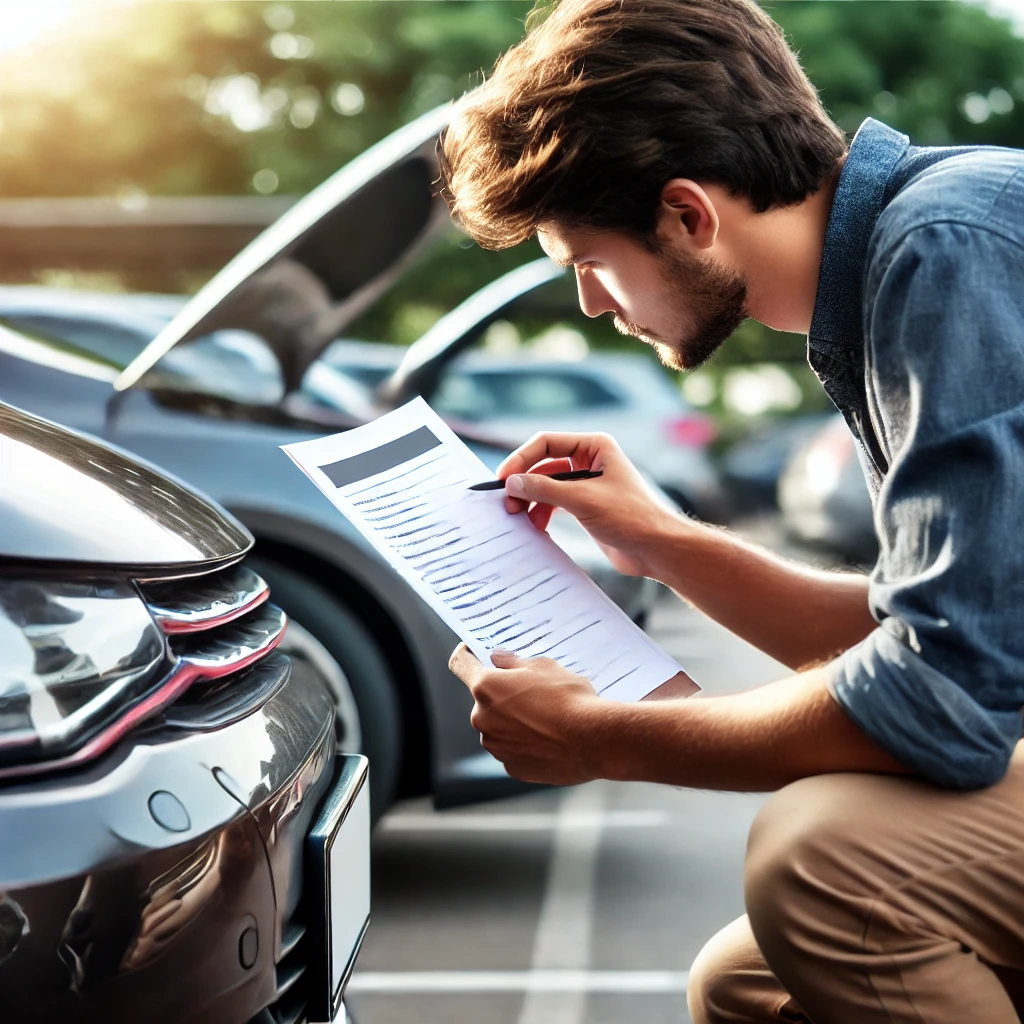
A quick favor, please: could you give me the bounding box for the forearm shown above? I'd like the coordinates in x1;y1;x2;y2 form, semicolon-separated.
645;518;876;670
592;669;909;791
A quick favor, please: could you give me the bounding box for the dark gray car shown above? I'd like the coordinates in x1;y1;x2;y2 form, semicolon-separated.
0;401;368;1024
0;107;657;818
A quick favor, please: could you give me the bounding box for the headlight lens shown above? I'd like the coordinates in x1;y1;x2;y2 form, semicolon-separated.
0;579;166;767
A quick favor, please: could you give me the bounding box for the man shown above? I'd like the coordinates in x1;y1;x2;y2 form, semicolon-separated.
440;0;1024;1021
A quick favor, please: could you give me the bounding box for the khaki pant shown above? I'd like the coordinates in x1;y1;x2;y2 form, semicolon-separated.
689;743;1024;1023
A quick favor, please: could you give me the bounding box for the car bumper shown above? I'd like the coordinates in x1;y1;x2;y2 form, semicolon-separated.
0;657;361;1024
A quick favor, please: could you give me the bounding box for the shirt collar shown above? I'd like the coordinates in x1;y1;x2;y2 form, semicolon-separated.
808;118;910;359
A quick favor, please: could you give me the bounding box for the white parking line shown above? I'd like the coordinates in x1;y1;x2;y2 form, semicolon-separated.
517;784;606;1024
379;809;668;832
346;969;690;994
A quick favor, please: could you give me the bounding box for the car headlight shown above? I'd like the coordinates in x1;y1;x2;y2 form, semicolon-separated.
0;579;166;767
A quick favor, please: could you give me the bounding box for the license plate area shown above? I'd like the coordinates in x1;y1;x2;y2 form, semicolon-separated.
305;754;370;1024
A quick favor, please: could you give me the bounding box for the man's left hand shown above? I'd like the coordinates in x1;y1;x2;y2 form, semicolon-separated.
448;644;606;785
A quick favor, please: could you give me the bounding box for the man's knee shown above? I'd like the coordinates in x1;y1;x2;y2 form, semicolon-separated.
687;916;765;1024
744;774;879;961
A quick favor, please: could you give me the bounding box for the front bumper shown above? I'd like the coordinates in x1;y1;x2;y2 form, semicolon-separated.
0;658;348;1024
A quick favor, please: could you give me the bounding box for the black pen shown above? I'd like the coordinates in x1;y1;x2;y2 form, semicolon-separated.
468;469;604;491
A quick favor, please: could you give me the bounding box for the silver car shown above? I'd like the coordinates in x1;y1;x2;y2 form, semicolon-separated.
778;413;877;564
0;107;659;818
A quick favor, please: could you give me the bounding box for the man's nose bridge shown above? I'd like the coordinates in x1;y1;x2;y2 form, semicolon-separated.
575;267;613;318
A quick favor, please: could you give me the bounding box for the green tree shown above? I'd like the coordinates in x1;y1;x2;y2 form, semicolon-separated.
2;1;1024;413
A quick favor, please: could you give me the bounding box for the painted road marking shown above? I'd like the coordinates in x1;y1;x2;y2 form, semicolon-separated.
516;784;605;1024
379;809;668;833
347;969;690;994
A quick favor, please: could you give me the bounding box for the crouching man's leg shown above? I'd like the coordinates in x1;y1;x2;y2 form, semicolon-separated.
729;753;1024;1023
688;914;807;1023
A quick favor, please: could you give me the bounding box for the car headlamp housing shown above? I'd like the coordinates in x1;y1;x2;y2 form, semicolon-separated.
0;578;167;767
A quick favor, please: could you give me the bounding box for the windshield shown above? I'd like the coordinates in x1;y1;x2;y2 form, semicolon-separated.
0;305;380;414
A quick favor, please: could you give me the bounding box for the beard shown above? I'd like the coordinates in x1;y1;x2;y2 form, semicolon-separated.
612;247;748;371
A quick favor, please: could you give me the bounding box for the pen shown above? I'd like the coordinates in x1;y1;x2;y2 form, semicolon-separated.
468;469;604;491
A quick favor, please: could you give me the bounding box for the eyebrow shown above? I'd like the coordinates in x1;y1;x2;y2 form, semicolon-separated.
549;251;590;269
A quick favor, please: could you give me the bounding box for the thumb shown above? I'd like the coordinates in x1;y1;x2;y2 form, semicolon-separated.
505;473;574;508
489;648;523;669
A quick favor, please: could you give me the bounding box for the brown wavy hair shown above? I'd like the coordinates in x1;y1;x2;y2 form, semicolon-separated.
438;0;846;250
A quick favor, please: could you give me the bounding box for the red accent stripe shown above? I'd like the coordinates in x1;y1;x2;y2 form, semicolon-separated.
0;612;287;781
153;580;271;634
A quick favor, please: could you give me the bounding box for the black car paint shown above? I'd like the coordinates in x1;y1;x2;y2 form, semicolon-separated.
0;664;337;1023
0;403;354;1023
0;402;250;569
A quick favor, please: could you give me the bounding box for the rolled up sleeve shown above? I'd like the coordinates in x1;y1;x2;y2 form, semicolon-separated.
828;221;1024;789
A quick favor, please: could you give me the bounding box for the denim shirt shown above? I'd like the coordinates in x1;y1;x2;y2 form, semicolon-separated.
811;118;1024;789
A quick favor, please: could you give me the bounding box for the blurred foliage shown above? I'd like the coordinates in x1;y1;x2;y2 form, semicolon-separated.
2;0;1024;417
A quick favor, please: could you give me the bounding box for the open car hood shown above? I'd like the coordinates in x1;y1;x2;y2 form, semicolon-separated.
114;104;452;394
382;258;566;405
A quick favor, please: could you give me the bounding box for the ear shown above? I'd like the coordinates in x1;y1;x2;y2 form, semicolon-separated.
657;178;720;251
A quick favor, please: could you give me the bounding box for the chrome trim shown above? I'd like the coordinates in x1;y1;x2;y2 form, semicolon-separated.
140;564;270;634
0;579;166;766
0;604;287;781
162;652;291;732
170;603;286;674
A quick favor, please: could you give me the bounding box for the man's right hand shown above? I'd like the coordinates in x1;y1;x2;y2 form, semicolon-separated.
496;431;688;578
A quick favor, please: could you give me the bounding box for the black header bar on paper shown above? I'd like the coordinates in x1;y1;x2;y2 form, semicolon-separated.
319;426;442;488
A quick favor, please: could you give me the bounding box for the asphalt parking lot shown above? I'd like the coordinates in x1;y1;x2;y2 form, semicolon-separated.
347;558;796;1024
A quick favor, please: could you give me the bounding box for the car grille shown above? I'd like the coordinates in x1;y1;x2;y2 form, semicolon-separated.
147;564;312;1024
260;910;310;1024
141;562;270;633
0;560;287;781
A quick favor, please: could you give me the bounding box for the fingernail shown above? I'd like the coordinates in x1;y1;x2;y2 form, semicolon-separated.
492;648;515;656
505;474;526;498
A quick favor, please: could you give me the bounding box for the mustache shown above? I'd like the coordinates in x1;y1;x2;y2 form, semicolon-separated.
612;315;663;344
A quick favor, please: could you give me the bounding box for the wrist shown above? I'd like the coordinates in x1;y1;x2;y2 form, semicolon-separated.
576;698;641;781
635;509;702;582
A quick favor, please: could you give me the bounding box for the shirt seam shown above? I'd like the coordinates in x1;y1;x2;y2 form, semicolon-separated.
869;212;1024;281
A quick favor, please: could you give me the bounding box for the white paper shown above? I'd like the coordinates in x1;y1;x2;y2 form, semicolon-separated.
281;398;684;701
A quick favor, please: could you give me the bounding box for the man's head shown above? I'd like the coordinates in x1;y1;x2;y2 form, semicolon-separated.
438;0;846;367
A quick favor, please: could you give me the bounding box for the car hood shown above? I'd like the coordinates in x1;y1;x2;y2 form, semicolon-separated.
0;401;251;570
114;104;452;395
383;258;566;405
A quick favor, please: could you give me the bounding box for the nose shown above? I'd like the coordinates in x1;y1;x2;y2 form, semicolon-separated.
575;267;618;319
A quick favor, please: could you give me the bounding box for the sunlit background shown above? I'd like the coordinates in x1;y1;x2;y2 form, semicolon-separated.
1;0;1023;498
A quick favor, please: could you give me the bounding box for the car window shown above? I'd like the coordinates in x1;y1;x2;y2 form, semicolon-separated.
0;314;149;369
433;369;620;420
153;331;285;406
0;310;285;405
325;363;394;389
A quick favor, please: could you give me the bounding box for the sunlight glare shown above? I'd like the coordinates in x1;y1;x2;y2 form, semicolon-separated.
0;0;82;57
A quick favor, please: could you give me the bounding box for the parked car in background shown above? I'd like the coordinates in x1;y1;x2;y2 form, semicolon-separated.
372;259;726;521
778;413;877;564
322;333;723;519
720;413;833;511
0;400;368;1024
0;108;660;819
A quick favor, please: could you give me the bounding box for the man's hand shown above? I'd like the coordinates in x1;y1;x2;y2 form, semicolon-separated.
449;644;607;785
497;431;687;578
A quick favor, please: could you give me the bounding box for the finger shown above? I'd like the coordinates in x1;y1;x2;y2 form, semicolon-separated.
504;459;571;517
489;648;522;669
497;432;608;480
528;501;555;532
448;643;484;687
505;492;529;515
529;457;573;476
505;470;602;508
